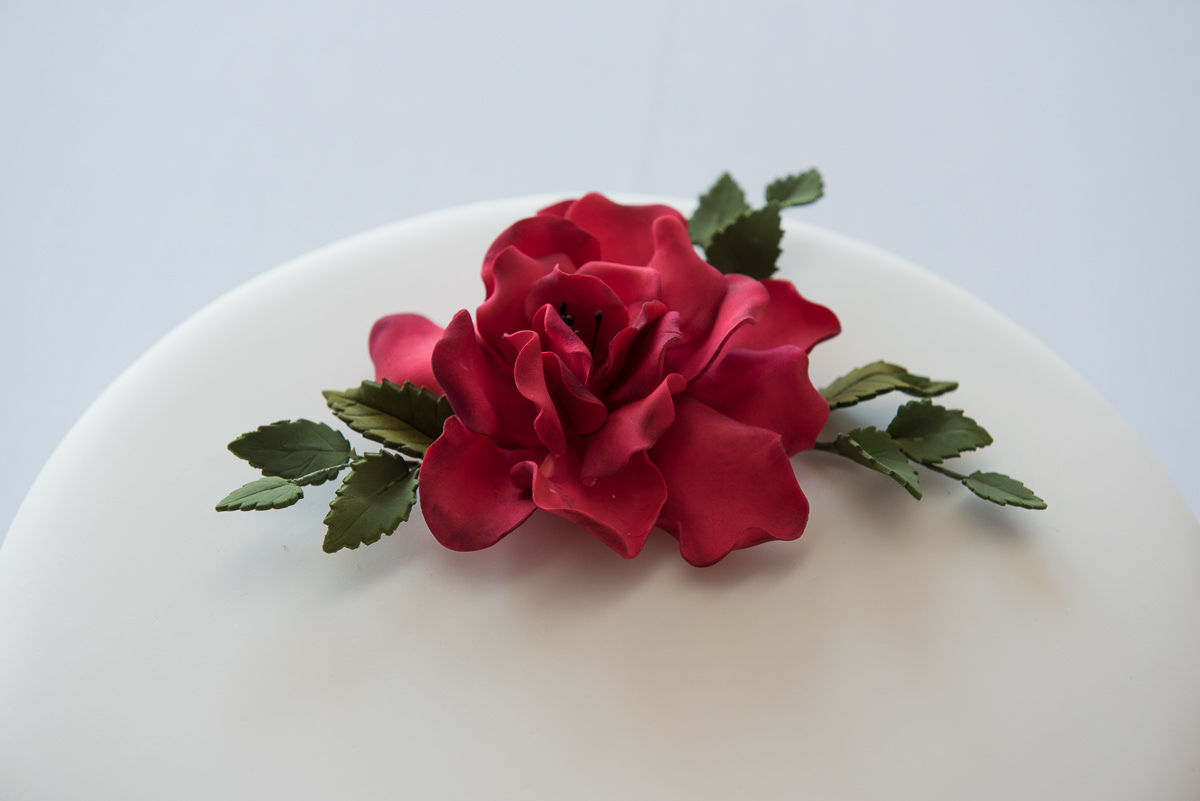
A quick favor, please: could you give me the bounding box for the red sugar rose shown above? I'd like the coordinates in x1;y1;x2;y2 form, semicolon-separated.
369;194;840;566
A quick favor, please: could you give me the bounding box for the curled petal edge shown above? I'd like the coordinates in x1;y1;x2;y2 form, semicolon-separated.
651;397;810;567
419;417;538;552
369;313;445;394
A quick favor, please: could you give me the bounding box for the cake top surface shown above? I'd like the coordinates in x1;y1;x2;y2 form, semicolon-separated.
2;197;1198;799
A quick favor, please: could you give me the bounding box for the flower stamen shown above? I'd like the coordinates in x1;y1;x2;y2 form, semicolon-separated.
592;310;603;353
558;301;583;340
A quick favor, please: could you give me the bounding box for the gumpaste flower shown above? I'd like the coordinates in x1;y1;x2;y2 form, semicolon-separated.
219;175;1045;557
369;194;840;566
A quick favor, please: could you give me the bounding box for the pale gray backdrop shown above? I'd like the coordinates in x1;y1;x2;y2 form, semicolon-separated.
2;0;1198;545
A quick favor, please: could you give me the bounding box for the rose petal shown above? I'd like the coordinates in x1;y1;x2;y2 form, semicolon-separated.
581;373;685;479
530;304;594;387
543;354;607;435
593;300;666;388
686;346;829;455
564;193;686;266
724;278;841;354
432;310;538;448
509;330;568;456
646;216;728;347
477;246;554;353
369;314;445;394
664;273;769;381
482;215;600;294
600;308;683;406
576;261;662;307
508;322;607;440
651;397;810;567
525;267;630;370
532;449;666;559
420;417;538;551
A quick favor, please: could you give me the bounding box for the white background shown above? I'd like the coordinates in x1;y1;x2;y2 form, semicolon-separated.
2;0;1197;545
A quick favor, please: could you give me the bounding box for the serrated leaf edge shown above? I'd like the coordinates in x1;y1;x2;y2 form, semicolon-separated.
215;476;304;512
227;419;354;486
705;202;784;279
820;361;958;410
688;172;750;249
321;453;420;553
323;379;452;457
886;400;994;465
962;471;1047;509
765;169;824;207
832;427;923;500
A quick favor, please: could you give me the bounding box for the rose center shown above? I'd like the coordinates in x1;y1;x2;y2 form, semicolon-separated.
557;302;603;353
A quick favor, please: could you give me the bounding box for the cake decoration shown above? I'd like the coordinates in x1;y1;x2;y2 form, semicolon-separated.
217;170;1044;566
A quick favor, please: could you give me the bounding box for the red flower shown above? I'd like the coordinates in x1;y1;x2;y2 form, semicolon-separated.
370;194;840;565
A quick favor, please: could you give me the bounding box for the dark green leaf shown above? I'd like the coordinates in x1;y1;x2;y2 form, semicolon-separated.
886;400;993;464
962;471;1047;509
228;420;353;486
322;451;420;552
765;169;824;207
705;202;784;279
829;427;922;499
688;172;750;249
323;380;453;457
216;476;304;512
820;361;959;410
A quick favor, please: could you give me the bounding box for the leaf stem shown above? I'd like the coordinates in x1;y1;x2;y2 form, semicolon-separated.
922;462;968;481
290;456;357;486
814;440;968;480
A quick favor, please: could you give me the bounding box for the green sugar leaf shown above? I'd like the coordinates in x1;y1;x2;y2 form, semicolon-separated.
830;427;922;500
689;172;750;249
886;400;993;464
228;419;353;486
765;169;823;207
216;476;304;512
322;451;420;552
820;361;959;410
962;471;1047;509
323;379;453;457
705;203;784;279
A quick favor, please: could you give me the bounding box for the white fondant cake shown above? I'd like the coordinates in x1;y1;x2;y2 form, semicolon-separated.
1;197;1198;799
